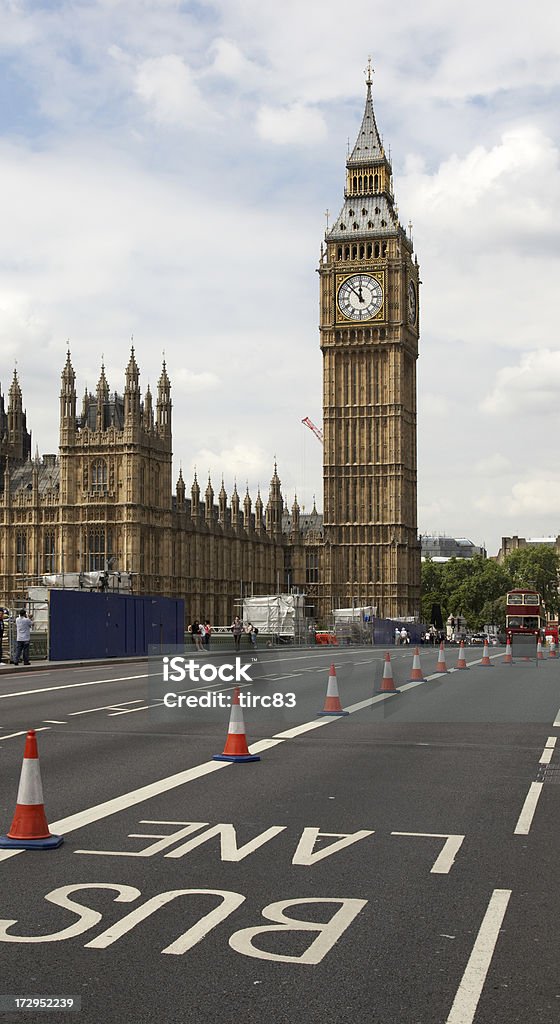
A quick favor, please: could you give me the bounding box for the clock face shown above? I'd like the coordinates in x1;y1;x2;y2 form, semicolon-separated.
337;274;383;321
408;281;417;325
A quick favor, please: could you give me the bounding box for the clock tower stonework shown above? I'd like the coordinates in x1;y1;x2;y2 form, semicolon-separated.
318;67;421;620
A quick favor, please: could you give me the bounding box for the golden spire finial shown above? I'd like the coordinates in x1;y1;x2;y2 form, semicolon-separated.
365;56;374;86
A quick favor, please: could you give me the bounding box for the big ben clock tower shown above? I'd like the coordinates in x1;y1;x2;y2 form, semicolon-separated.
319;61;421;620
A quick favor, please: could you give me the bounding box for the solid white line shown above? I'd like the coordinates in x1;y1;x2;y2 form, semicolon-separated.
0;674;150;700
0;727;51;742
107;702;165;717
445;889;511;1024
42;720;67;725
514;782;543;835
69;699;146;716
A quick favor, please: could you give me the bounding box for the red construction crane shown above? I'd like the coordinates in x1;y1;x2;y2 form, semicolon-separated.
301;416;323;444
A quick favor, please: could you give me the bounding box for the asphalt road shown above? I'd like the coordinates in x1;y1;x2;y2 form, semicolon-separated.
0;643;559;1024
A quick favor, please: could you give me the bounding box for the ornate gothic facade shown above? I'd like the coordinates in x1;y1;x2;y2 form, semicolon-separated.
318;66;421;618
0;352;324;622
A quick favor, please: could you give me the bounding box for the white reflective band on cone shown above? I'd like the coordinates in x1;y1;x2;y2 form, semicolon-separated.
16;759;44;806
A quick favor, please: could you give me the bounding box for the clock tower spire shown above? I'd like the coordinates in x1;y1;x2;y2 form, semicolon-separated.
318;65;421;620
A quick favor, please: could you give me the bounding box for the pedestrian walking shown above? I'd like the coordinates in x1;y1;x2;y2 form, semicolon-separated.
231;616;243;652
400;626;409;645
13;609;33;666
203;620;212;648
246;622;258;648
395;626;401;647
190;619;204;653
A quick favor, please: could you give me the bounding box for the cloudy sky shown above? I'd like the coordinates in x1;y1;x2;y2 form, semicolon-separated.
1;0;559;555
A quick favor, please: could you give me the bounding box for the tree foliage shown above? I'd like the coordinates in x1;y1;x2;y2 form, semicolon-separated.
421;546;560;628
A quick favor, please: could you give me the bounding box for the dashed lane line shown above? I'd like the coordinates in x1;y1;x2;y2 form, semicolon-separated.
513;782;543;835
445;889;512;1024
0;726;51;743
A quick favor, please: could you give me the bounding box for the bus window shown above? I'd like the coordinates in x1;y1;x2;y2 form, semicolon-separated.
523;594;539;605
507;594;523;605
523;616;539;629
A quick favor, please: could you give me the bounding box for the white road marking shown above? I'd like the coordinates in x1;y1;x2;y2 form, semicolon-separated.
514;782;543;835
42;720;67;725
69;699;146;717
0;727;51;742
544;736;557;749
391;832;464;874
445;889;511;1024
0;674;150;701
553;708;560;727
108;702;166;717
539;743;554;765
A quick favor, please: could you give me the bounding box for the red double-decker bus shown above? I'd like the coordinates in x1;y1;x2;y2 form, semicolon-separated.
505;589;546;644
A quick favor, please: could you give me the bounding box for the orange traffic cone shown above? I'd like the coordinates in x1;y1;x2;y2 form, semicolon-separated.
213;687;260;763
409;647;426;682
318;664;349;716
536;639;544;660
503;639;513;664
480;640;493;667
0;730;63;849
435;642;448;673
377;652;400;694
549;640;557;659
456;641;468;670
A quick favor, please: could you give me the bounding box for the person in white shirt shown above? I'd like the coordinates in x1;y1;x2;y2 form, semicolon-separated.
14;609;33;666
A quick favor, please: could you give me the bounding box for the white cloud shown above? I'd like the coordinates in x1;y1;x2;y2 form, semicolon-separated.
190;444;270;487
482;350;560;415
207;38;259;84
256;103;327;145
134;54;209;127
476;479;560;518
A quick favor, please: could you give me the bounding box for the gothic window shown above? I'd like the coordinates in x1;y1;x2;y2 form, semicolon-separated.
358;176;362;190
374;174;379;190
305;549;319;585
369;175;374;189
139;464;145;503
87;527;113;571
91;459;107;494
353;177;357;190
367;243;372;257
340;222;346;230
362;208;367;216
344;246;350;259
16;531;27;574
337;246;343;260
359;245;365;258
382;243;387;257
43;530;55;574
353;222;359;230
374;243;380;257
82;464;88;490
352;245;357;258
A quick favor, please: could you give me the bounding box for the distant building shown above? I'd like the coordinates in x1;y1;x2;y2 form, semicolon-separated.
421;535;486;562
497;536;560;563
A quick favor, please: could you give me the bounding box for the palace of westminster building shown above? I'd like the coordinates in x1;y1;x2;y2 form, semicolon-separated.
0;69;421;624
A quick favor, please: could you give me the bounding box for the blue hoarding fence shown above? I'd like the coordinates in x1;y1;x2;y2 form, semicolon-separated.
49;590;185;661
